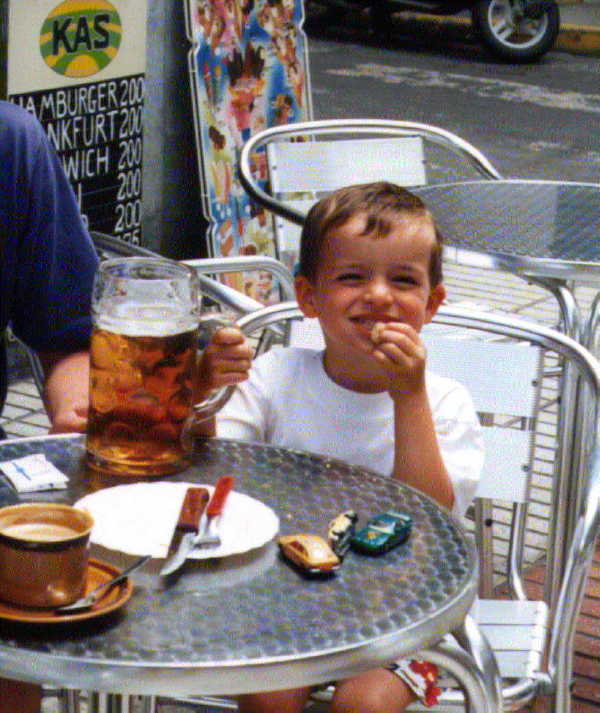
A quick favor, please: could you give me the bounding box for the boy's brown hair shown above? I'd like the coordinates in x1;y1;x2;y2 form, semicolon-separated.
298;182;443;287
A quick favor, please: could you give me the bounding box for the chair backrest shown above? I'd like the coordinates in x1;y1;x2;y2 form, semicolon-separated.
267;136;425;266
239;119;502;270
267;136;426;194
422;322;541;599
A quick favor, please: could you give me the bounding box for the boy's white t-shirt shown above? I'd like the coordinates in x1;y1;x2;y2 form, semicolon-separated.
217;347;484;519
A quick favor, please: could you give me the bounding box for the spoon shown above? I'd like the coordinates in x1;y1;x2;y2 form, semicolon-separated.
55;554;151;613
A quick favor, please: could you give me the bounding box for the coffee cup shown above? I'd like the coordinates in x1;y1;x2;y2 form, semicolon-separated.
0;503;94;608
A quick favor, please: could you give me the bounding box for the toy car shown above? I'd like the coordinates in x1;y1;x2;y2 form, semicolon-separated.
350;511;412;555
278;534;340;574
327;510;358;558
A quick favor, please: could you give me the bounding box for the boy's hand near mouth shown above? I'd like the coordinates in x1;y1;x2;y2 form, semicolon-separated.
370;321;427;397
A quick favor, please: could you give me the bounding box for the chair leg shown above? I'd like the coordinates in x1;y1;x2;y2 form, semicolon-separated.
55;689;81;713
86;693;157;713
420;616;502;713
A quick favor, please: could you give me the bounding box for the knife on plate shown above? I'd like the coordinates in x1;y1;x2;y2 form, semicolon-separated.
159;487;209;577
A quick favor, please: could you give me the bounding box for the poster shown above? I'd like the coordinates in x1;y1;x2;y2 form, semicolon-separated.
185;0;312;301
4;0;148;244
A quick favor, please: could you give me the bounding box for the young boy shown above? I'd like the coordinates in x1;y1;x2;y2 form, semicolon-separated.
197;181;484;713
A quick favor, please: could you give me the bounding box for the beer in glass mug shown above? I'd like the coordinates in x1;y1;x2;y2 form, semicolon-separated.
86;258;202;476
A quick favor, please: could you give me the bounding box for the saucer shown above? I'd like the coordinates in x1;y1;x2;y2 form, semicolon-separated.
0;558;133;624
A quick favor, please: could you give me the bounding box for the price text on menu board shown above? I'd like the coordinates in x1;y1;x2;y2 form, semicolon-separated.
5;0;148;244
9;77;144;244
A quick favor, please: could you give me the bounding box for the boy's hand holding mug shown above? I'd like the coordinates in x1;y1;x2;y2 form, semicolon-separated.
370;322;427;397
196;327;253;402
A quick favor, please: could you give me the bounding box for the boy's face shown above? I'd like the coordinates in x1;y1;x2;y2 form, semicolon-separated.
295;212;445;389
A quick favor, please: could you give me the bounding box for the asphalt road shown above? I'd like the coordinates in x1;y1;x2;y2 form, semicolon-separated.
304;20;600;181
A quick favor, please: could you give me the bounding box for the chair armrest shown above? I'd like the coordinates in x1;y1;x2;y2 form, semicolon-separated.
547;442;600;681
183;256;295;301
194;273;265;316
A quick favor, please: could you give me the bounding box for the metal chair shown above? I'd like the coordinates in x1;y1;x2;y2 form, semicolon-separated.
155;302;600;713
238;119;502;271
270;303;600;713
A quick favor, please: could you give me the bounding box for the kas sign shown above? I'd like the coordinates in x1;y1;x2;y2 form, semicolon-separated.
40;0;123;78
4;0;148;244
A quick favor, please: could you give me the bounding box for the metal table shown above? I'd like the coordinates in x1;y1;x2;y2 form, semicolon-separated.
413;179;600;343
0;435;496;713
414;178;600;608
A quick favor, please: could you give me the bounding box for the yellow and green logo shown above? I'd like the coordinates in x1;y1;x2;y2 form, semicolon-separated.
40;0;122;78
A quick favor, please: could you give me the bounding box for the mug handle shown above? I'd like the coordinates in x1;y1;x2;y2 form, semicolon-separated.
191;313;237;422
190;301;303;422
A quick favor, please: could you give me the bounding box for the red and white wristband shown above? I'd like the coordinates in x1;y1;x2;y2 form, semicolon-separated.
388;658;442;707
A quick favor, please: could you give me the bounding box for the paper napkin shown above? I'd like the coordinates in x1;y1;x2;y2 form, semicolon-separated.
0;454;69;492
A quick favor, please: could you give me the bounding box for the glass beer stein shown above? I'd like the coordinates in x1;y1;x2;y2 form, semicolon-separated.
86;257;224;476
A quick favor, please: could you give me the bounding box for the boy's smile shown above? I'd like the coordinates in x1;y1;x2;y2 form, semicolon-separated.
295;213;446;392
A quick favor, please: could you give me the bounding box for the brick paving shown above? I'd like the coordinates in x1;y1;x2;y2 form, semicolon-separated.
2;378;50;439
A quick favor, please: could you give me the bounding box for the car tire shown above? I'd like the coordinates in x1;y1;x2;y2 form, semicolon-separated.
471;0;560;62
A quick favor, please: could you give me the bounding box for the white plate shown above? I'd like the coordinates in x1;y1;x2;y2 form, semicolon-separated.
75;482;279;559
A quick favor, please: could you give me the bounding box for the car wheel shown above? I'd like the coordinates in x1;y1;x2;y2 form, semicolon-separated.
471;0;560;62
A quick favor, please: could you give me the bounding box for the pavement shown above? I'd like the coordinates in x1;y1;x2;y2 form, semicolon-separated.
393;0;600;56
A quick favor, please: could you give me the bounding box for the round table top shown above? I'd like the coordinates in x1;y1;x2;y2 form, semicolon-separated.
414;180;600;283
0;435;476;696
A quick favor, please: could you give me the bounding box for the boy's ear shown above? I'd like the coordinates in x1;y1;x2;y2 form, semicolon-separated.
425;283;446;324
294;275;319;318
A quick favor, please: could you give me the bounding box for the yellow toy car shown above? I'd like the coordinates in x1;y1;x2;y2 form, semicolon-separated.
278;533;341;574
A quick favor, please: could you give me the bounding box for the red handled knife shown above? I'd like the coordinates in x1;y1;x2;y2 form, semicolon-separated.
160;487;209;576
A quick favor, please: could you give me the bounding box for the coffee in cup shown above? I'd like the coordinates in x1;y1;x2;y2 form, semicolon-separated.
0;503;94;608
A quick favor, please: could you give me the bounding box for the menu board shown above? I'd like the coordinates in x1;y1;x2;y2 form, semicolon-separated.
184;0;312;301
4;0;148;244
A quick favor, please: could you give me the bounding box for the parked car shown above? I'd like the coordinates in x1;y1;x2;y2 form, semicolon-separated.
306;0;560;63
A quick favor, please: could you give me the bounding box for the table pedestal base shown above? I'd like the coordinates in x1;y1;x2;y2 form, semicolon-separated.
59;693;157;713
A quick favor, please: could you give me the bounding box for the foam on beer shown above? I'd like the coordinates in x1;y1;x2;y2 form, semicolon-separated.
95;301;199;337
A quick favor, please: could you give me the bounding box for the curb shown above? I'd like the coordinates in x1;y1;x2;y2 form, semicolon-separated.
392;10;600;56
557;23;600;54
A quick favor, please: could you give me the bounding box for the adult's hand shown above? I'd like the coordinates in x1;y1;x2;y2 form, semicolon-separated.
39;350;90;433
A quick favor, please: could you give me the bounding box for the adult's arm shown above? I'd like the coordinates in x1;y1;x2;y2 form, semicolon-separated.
40;350;90;433
6;105;99;357
0;103;99;430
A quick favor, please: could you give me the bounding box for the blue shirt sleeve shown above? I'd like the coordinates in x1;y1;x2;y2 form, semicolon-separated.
0;101;99;353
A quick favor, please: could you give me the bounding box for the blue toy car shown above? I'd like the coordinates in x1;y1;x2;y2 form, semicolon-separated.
350;511;412;555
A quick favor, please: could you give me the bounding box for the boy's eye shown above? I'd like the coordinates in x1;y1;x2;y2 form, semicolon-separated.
392;275;419;286
337;273;363;282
